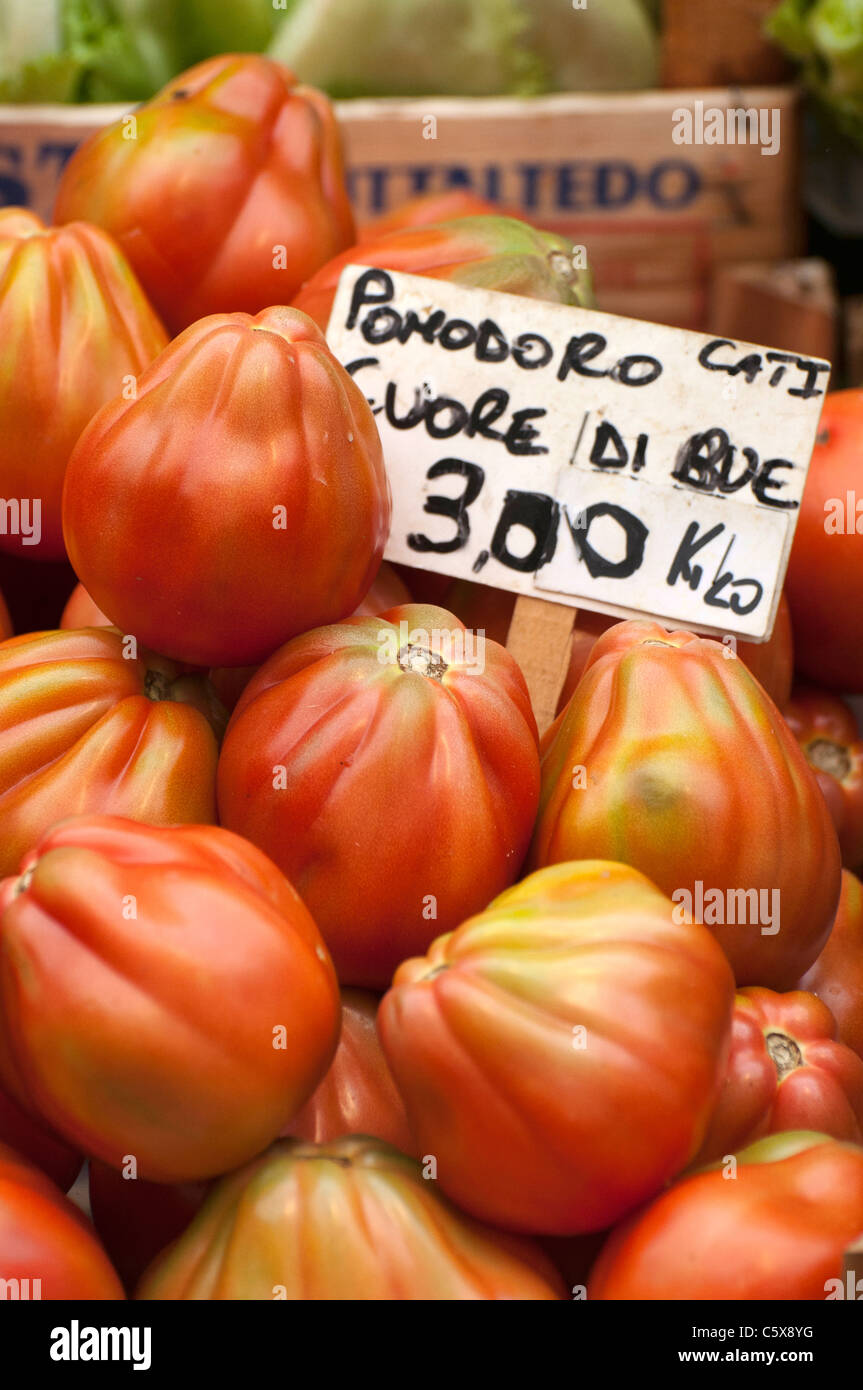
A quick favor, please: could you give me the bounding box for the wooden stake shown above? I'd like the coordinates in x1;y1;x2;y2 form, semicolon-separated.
506;596;576;738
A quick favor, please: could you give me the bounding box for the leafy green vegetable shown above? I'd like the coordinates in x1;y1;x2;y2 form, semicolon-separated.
767;0;863;148
179;0;281;66
0;0;81;102
64;0;184;103
268;0;544;98
268;0;659;98
524;0;659;93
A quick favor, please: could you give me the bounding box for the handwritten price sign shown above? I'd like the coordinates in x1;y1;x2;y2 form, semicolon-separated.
327;267;830;641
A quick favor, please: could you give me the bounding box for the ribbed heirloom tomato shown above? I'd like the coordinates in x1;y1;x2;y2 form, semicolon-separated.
137;1138;566;1300
589;1133;863;1300
54;55;355;334
695;987;863;1162
0;1141;123;1299
785;389;863;691
283;989;413;1153
0;816;340;1181
531;620;841;988
291;214;593;331
62;307;391;668
378;861;735;1235
0;627;220;878
217;603;540;988
0;208;167;559
799;870;863;1060
785;686;863;871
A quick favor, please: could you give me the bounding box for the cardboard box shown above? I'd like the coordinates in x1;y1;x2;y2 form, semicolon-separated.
0;86;802;331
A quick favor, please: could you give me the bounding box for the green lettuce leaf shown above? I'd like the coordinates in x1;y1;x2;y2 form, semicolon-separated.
767;0;863;149
267;0;544;98
0;0;82;101
524;0;660;93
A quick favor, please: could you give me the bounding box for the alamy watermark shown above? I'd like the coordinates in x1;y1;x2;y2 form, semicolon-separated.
672;101;780;157
0;497;40;545
377;619;486;675
672;880;780;935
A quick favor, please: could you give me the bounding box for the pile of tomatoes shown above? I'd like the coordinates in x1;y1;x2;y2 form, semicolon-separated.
1;53;863;1303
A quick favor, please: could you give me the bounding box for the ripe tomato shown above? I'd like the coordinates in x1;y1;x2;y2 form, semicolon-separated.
785;389;863;690
60;583;109;629
0;1140;123;1299
217;604;540;988
292;215;593;331
0;1083;81;1192
88;1161;207;1294
54;55;355;335
62;307;391;668
0;815;340;1182
0;208;167;560
360;192;507;238
137;1137;566;1299
0;628;220;877
695;987;863;1162
283;990;413;1152
799;870;863;1060
531;620;841;989
785;686;863;871
589;1133;863;1300
378;861;735;1235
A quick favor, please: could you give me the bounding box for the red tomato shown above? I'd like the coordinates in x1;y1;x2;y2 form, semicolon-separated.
531;620;841;989
0;1083;81;1191
218;604;540;988
785;686;863;871
378;861;735;1235
360;192;509;238
137;1137;566;1300
60;583;109;629
54;56;355;335
799;870;863;1061
0;208;167;560
292;215;593;331
88;1161;207;1294
283;989;413;1152
62;307;391;668
785;390;863;690
0;628;219;877
589;1133;863;1300
0;815;340;1181
695;987;863;1162
0;1140;123;1299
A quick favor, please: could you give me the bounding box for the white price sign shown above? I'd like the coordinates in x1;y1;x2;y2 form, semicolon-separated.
327;267;831;640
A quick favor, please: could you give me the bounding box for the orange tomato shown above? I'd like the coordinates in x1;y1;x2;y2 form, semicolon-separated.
55;56;355;335
0;208;167;559
0;628;219;877
531;620;841;988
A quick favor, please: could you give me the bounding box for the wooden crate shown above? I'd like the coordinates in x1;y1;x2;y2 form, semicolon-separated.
0;86;802;332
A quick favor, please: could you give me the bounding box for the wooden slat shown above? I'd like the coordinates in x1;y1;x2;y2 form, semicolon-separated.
506;597;576;738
